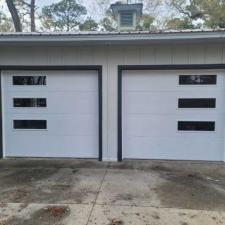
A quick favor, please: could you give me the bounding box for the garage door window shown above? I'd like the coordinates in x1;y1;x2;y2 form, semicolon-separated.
178;98;216;108
13;98;47;107
178;121;215;131
14;120;47;129
179;75;217;85
13;76;46;85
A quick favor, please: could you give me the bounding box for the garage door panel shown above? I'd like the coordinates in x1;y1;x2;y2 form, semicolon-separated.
47;115;98;135
3;70;99;158
6;115;98;136
4;71;98;91
123;92;177;113
123;136;224;161
122;70;225;161
6;92;98;114
123;91;225;114
44;71;98;91
123;71;225;91
6;135;98;158
124;114;224;138
123;72;179;91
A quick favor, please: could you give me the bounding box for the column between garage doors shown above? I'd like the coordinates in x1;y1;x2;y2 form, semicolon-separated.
0;66;102;160
118;65;225;162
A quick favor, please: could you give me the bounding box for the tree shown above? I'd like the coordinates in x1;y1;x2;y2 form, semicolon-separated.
100;9;117;31
140;14;155;31
145;0;163;12
41;0;87;31
169;0;204;20
168;0;225;29
201;0;225;28
5;0;37;32
79;17;98;31
0;11;14;32
28;0;36;31
91;0;116;31
5;0;22;31
165;17;195;29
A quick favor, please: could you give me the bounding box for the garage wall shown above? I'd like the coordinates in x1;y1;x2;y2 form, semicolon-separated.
0;44;225;161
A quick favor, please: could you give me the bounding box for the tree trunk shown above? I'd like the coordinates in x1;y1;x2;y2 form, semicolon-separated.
30;0;35;31
6;0;22;32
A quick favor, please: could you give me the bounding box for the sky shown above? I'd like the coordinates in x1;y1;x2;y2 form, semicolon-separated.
37;0;91;7
0;0;116;21
0;0;171;27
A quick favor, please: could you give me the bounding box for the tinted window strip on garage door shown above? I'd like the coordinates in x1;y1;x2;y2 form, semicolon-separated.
13;98;47;107
13;76;46;85
14;120;47;129
179;75;217;85
178;98;216;108
178;121;215;131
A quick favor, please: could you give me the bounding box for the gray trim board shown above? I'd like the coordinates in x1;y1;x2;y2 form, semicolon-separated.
1;31;225;46
0;71;2;158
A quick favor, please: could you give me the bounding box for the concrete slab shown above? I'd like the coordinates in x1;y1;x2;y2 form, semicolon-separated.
0;159;108;169
97;162;225;211
1;159;225;225
88;205;225;225
0;167;106;204
0;203;92;225
96;169;161;207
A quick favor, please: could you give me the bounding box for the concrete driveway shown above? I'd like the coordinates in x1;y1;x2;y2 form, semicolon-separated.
0;159;225;225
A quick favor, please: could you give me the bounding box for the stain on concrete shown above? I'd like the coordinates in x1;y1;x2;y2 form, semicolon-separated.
114;194;134;202
3;206;70;225
151;213;160;220
0;168;59;185
0;159;107;170
155;165;225;210
108;219;124;225
1;159;225;212
180;222;189;225
0;167;90;204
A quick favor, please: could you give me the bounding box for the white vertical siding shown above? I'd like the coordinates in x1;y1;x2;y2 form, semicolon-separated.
155;46;173;65
0;43;224;161
205;45;223;64
107;46;125;160
140;47;155;65
172;46;189;64
188;45;206;64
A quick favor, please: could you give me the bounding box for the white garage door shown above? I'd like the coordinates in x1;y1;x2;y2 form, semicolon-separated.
2;70;99;158
122;70;225;161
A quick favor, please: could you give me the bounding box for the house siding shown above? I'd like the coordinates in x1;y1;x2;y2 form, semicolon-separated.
0;43;224;161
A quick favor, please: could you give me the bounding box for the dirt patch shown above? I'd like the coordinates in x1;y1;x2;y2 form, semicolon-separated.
0;159;107;170
114;194;134;202
0;168;75;204
157;171;225;210
108;161;183;172
4;206;70;225
0;173;93;204
2;168;59;184
108;219;124;225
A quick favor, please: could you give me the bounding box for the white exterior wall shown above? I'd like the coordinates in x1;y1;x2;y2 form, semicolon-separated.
0;43;225;161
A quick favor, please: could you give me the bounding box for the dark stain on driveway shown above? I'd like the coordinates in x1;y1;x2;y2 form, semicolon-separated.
0;167;94;204
3;205;70;225
0;168;59;185
154;165;225;211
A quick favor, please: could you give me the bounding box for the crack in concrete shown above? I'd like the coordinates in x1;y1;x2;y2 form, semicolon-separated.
86;163;109;225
